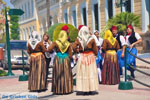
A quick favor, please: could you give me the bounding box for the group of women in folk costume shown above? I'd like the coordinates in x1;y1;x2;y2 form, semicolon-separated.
27;24;142;95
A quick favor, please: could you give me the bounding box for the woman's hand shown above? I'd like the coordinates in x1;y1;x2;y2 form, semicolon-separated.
130;43;135;49
121;53;124;58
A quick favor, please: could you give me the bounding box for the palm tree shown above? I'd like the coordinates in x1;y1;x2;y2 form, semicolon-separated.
107;12;140;32
100;12;140;38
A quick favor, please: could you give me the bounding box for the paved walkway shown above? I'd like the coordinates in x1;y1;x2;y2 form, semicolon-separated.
0;53;149;100
0;69;150;100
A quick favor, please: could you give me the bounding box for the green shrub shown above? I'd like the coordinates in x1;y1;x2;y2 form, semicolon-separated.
69;28;78;42
48;23;61;41
100;12;140;38
53;24;75;42
0;69;7;76
106;12;140;33
0;33;6;43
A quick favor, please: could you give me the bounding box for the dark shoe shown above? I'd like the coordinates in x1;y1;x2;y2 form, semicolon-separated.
131;71;135;78
88;92;93;95
83;92;89;95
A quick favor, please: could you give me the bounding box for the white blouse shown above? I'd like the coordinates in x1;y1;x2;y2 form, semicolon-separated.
125;32;142;46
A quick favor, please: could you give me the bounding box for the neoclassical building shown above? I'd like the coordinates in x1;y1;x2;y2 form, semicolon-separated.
11;0;150;51
36;0;149;34
11;0;38;40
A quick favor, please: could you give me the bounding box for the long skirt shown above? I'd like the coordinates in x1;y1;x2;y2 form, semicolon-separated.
52;52;73;94
102;50;120;85
76;51;99;92
28;52;47;91
117;48;137;70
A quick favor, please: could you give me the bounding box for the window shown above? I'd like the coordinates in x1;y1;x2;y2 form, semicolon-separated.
72;10;77;27
20;30;22;40
19;6;21;21
28;1;30;18
31;0;34;17
82;7;87;25
64;13;68;23
22;5;24;21
25;3;27;19
33;26;35;31
23;29;25;40
26;28;29;40
108;0;113;18
81;2;87;26
94;3;99;30
126;0;131;12
29;27;32;37
146;40;150;49
92;0;100;31
71;6;77;27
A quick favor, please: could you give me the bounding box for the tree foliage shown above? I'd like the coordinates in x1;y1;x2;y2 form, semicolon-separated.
10;15;20;40
69;28;78;43
53;24;76;42
100;12;140;37
0;33;6;43
0;0;6;10
48;23;61;41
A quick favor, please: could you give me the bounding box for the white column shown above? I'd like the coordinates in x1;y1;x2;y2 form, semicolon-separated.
105;0;109;22
113;0;115;16
142;0;150;32
131;0;134;12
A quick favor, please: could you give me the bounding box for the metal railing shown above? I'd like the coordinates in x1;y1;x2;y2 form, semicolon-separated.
126;49;150;88
18;50;29;81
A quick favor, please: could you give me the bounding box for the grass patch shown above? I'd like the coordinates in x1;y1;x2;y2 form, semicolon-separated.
0;69;7;76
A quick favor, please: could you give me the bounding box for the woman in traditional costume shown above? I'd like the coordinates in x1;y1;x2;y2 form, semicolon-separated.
102;30;120;85
48;31;73;95
72;26;99;94
93;30;103;83
27;31;47;92
124;25;142;78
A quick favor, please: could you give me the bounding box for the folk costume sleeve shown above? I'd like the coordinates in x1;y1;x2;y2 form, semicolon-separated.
116;41;120;51
27;43;33;55
48;42;56;53
102;40;107;52
92;39;98;56
72;39;82;53
68;45;73;60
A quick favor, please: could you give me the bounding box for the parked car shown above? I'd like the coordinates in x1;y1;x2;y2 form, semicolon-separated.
2;40;29;69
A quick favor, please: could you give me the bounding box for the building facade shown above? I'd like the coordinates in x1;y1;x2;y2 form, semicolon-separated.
11;0;38;40
11;0;150;52
36;0;149;34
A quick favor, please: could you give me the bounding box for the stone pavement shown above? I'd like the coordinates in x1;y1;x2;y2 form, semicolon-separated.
0;69;150;100
0;53;149;100
136;58;150;69
136;53;150;69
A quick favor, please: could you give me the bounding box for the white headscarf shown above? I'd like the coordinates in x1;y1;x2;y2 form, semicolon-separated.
28;31;41;50
77;26;93;50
